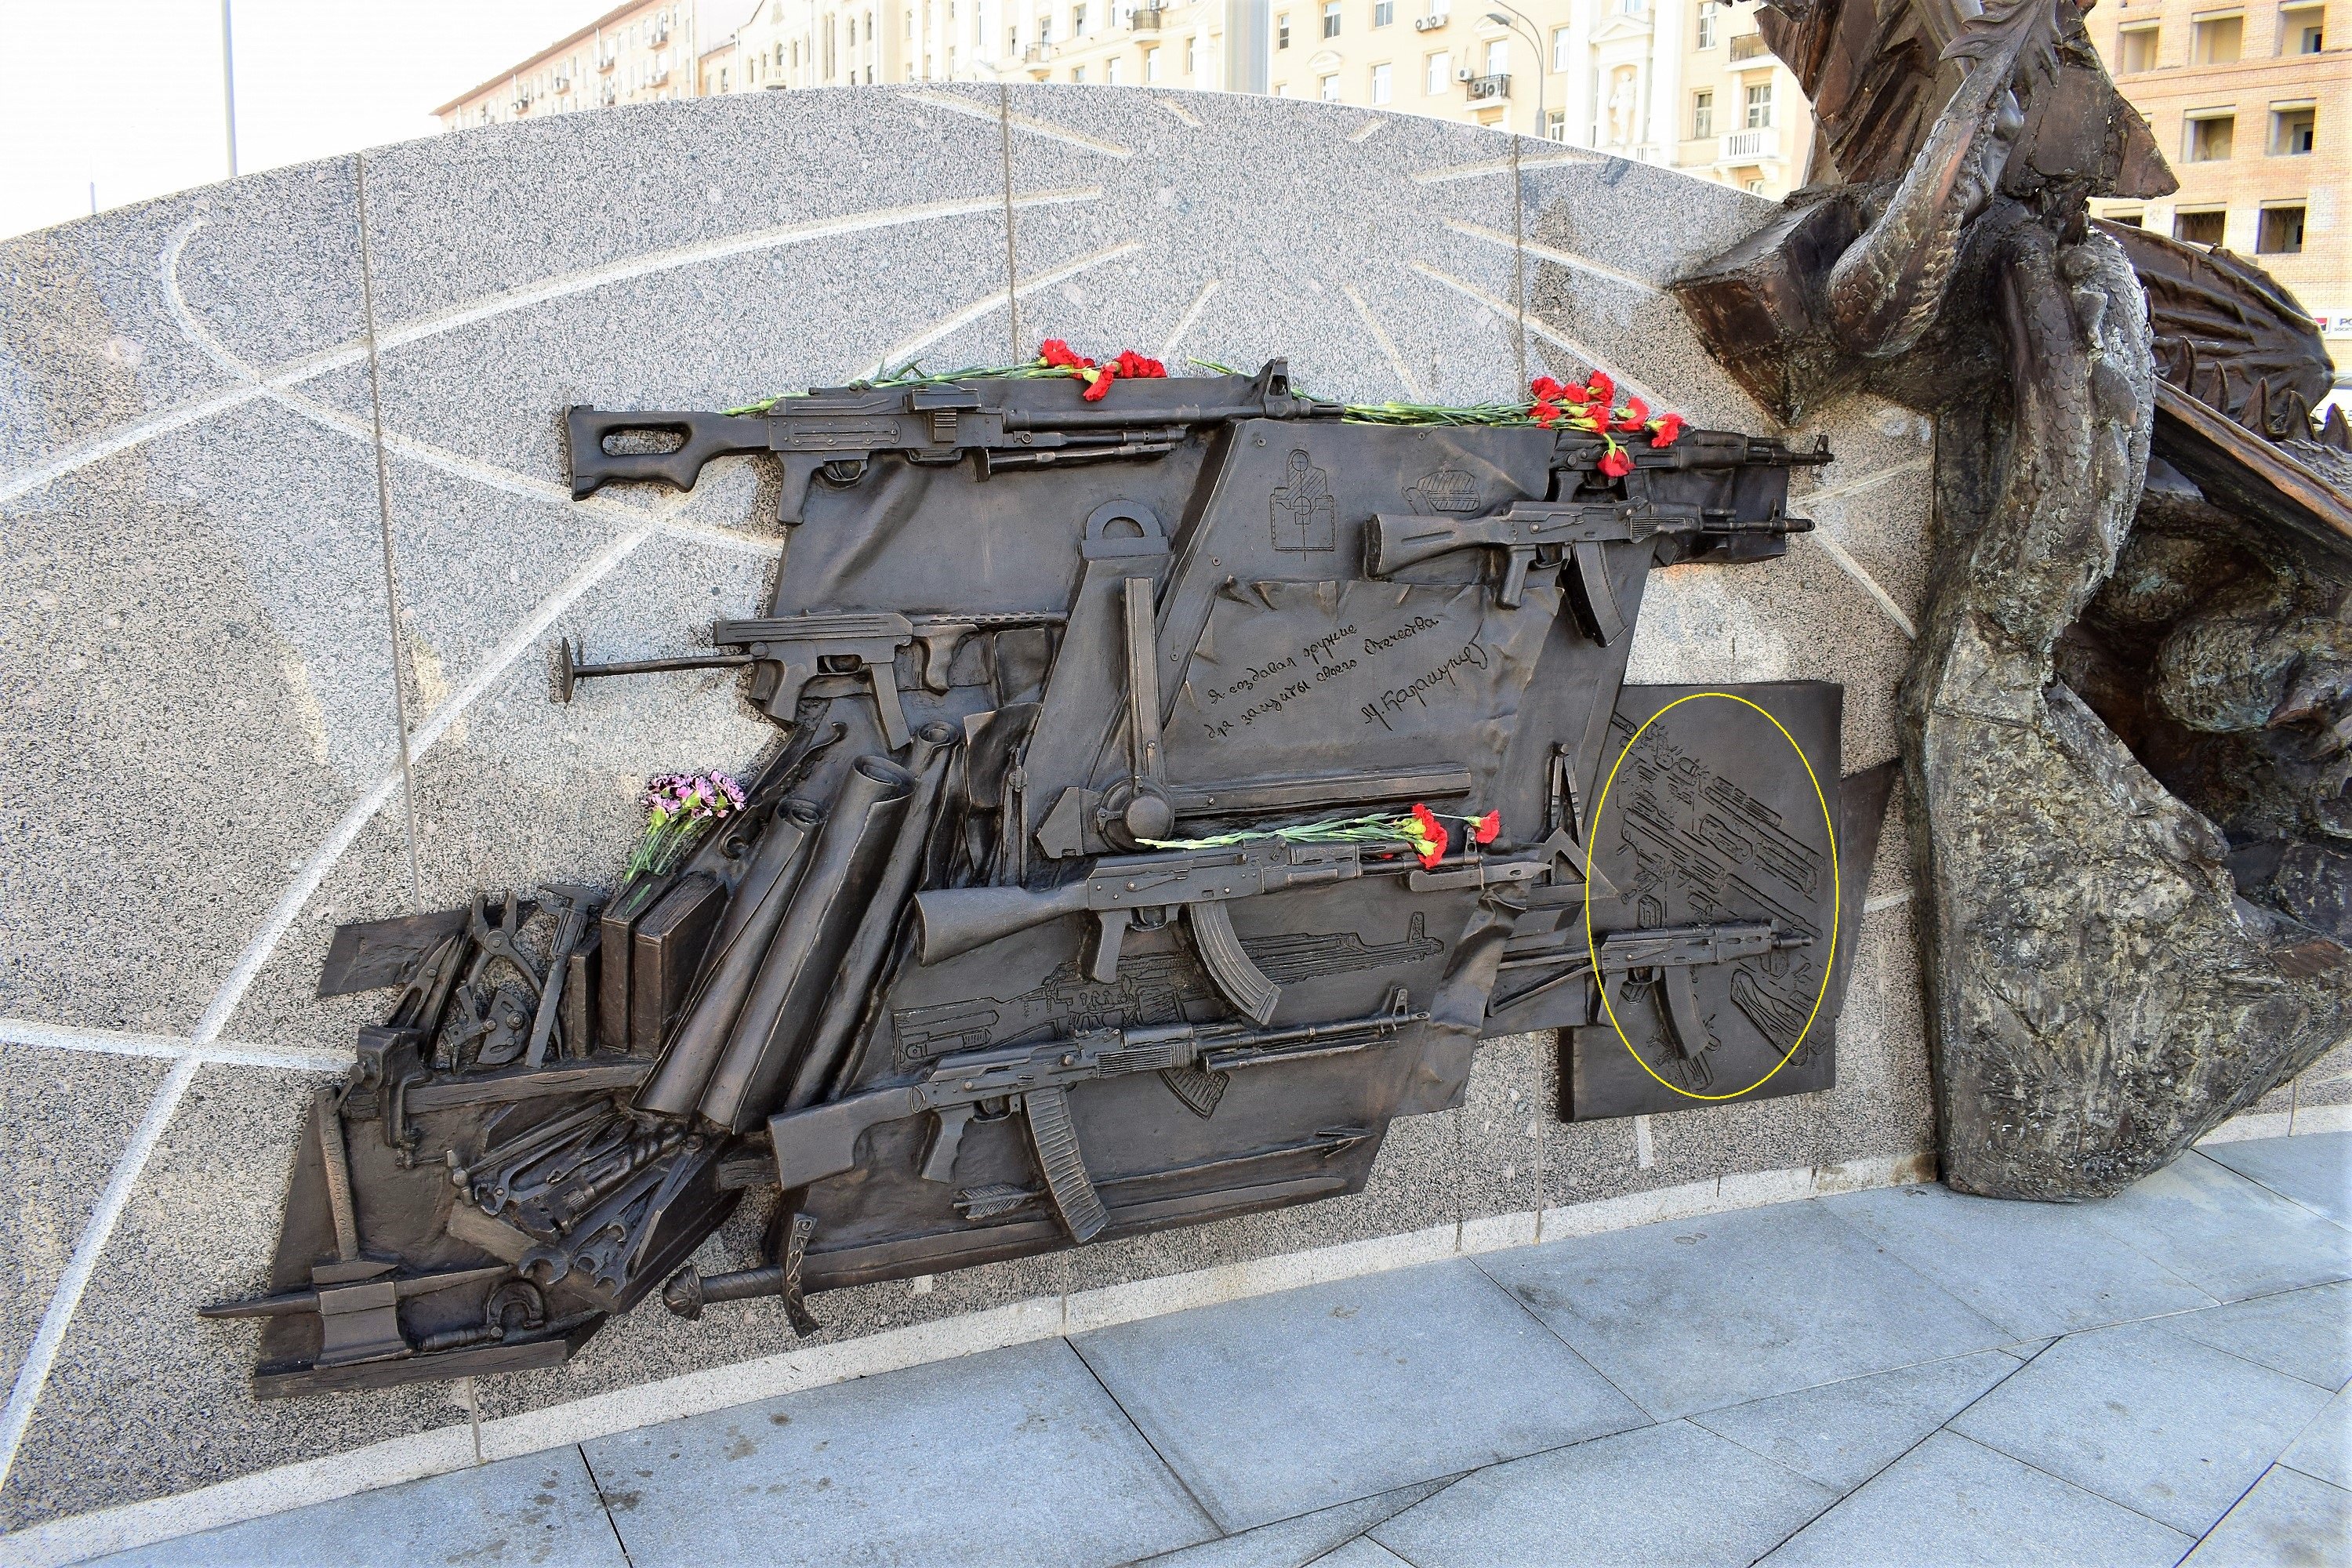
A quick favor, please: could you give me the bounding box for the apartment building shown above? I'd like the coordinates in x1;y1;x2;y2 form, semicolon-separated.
433;1;702;129
2085;0;2347;359
1025;0;1812;198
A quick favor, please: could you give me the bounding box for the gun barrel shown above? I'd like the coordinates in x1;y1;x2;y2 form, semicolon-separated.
914;879;1094;964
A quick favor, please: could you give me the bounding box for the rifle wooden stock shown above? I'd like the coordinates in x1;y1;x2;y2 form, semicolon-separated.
914;880;1094;964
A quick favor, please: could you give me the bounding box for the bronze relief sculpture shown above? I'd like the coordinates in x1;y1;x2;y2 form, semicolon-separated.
207;352;1892;1394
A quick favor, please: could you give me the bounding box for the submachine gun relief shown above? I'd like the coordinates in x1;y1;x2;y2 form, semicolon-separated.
212;353;1881;1396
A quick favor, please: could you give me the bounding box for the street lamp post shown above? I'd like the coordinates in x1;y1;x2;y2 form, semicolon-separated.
1484;5;1546;141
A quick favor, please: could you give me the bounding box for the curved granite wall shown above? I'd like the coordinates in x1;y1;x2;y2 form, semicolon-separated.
0;85;1938;1544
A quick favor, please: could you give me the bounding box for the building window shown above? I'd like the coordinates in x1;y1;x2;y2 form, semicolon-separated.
1371;61;1393;100
2281;4;2324;52
1008;24;1019;50
1486;38;1508;74
1072;63;1087;80
1745;176;1766;193
1375;0;1395;24
2107;211;2145;227
1186;34;1198;71
2175;208;2227;245
1323;1;1342;36
1108;53;1125;81
2259;205;2306;252
1697;2;1718;46
1278;11;1290;46
2117;24;2159;71
2191;12;2243;63
1040;13;1053;40
1745;81;1773;128
1074;2;1088;34
1693;88;1713;136
1319;71;1341;98
1142;45;1159;78
1426;50;1450;91
1617;0;1641;13
1545;107;1565;140
2272;103;2317;154
2185;111;2235;161
1552;26;1570;68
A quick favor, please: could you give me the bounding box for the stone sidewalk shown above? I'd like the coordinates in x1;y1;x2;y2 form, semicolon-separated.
94;1134;2350;1567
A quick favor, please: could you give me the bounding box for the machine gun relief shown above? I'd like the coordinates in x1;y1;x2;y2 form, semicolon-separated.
766;990;1426;1242
1494;920;1813;1066
215;345;1877;1396
1367;499;1814;634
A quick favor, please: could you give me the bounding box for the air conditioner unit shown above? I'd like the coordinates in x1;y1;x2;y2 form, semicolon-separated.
1454;66;1472;79
1414;13;1446;28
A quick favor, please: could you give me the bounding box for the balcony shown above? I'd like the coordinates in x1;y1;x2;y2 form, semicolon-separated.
1727;32;1768;61
1023;42;1051;60
1414;11;1448;27
550;74;572;93
1720;127;1777;159
597;53;618;71
648;67;670;85
1464;71;1508;100
1129;5;1166;28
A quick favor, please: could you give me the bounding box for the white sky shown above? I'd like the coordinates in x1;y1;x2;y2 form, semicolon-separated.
0;1;613;243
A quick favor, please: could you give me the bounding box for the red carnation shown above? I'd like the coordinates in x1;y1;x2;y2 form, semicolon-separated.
1599;445;1635;478
1040;339;1093;370
1584;371;1615;410
1559;380;1594;405
1530;376;1567;401
1648;412;1686;448
1407;802;1450;869
1081;365;1117;401
1113;349;1167;379
1531;398;1563;428
1615;396;1650;433
1471;810;1501;845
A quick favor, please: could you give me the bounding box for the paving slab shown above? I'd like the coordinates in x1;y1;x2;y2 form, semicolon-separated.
1131;1479;1456;1568
2159;1279;2352;1392
1476;1199;2009;1420
2199;1131;2352;1225
1370;1419;1837;1568
2180;1465;2352;1567
1950;1317;2334;1536
1820;1182;2216;1338
85;1448;625;1567
1759;1431;2194;1568
2079;1150;2352;1301
1072;1258;1648;1534
1312;1539;1417;1568
582;1337;1214;1568
2282;1382;2352;1490
1689;1351;2021;1493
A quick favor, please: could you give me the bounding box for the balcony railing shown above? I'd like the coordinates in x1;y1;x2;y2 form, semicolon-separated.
1465;71;1509;100
1727;32;1768;60
1129;5;1166;28
597;53;618;71
1721;128;1775;159
1023;42;1051;60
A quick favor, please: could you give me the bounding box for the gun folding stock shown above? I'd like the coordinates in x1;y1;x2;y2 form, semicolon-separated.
565;408;769;499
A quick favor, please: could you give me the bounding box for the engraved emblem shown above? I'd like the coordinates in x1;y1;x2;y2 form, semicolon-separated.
1406;467;1481;515
1269;449;1337;552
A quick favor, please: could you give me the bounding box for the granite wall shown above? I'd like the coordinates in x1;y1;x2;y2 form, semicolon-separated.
0;85;1944;1542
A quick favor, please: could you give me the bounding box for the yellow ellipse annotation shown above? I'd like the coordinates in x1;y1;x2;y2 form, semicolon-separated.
1580;691;1840;1102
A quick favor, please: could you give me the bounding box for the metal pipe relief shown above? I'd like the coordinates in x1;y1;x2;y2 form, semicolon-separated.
695;753;916;1132
780;721;961;1112
635;798;825;1118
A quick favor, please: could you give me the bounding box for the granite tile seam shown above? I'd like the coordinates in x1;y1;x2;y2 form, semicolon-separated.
858;239;1147;380
1799;528;1920;641
0;1156;1940;1568
1159;281;1221;363
1339;283;1426;401
902;87;1137;158
1446;219;1668;296
1404;261;1660;407
353;154;427;917
1348;116;1391;143
1796;453;1935;508
0;187;1104;508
